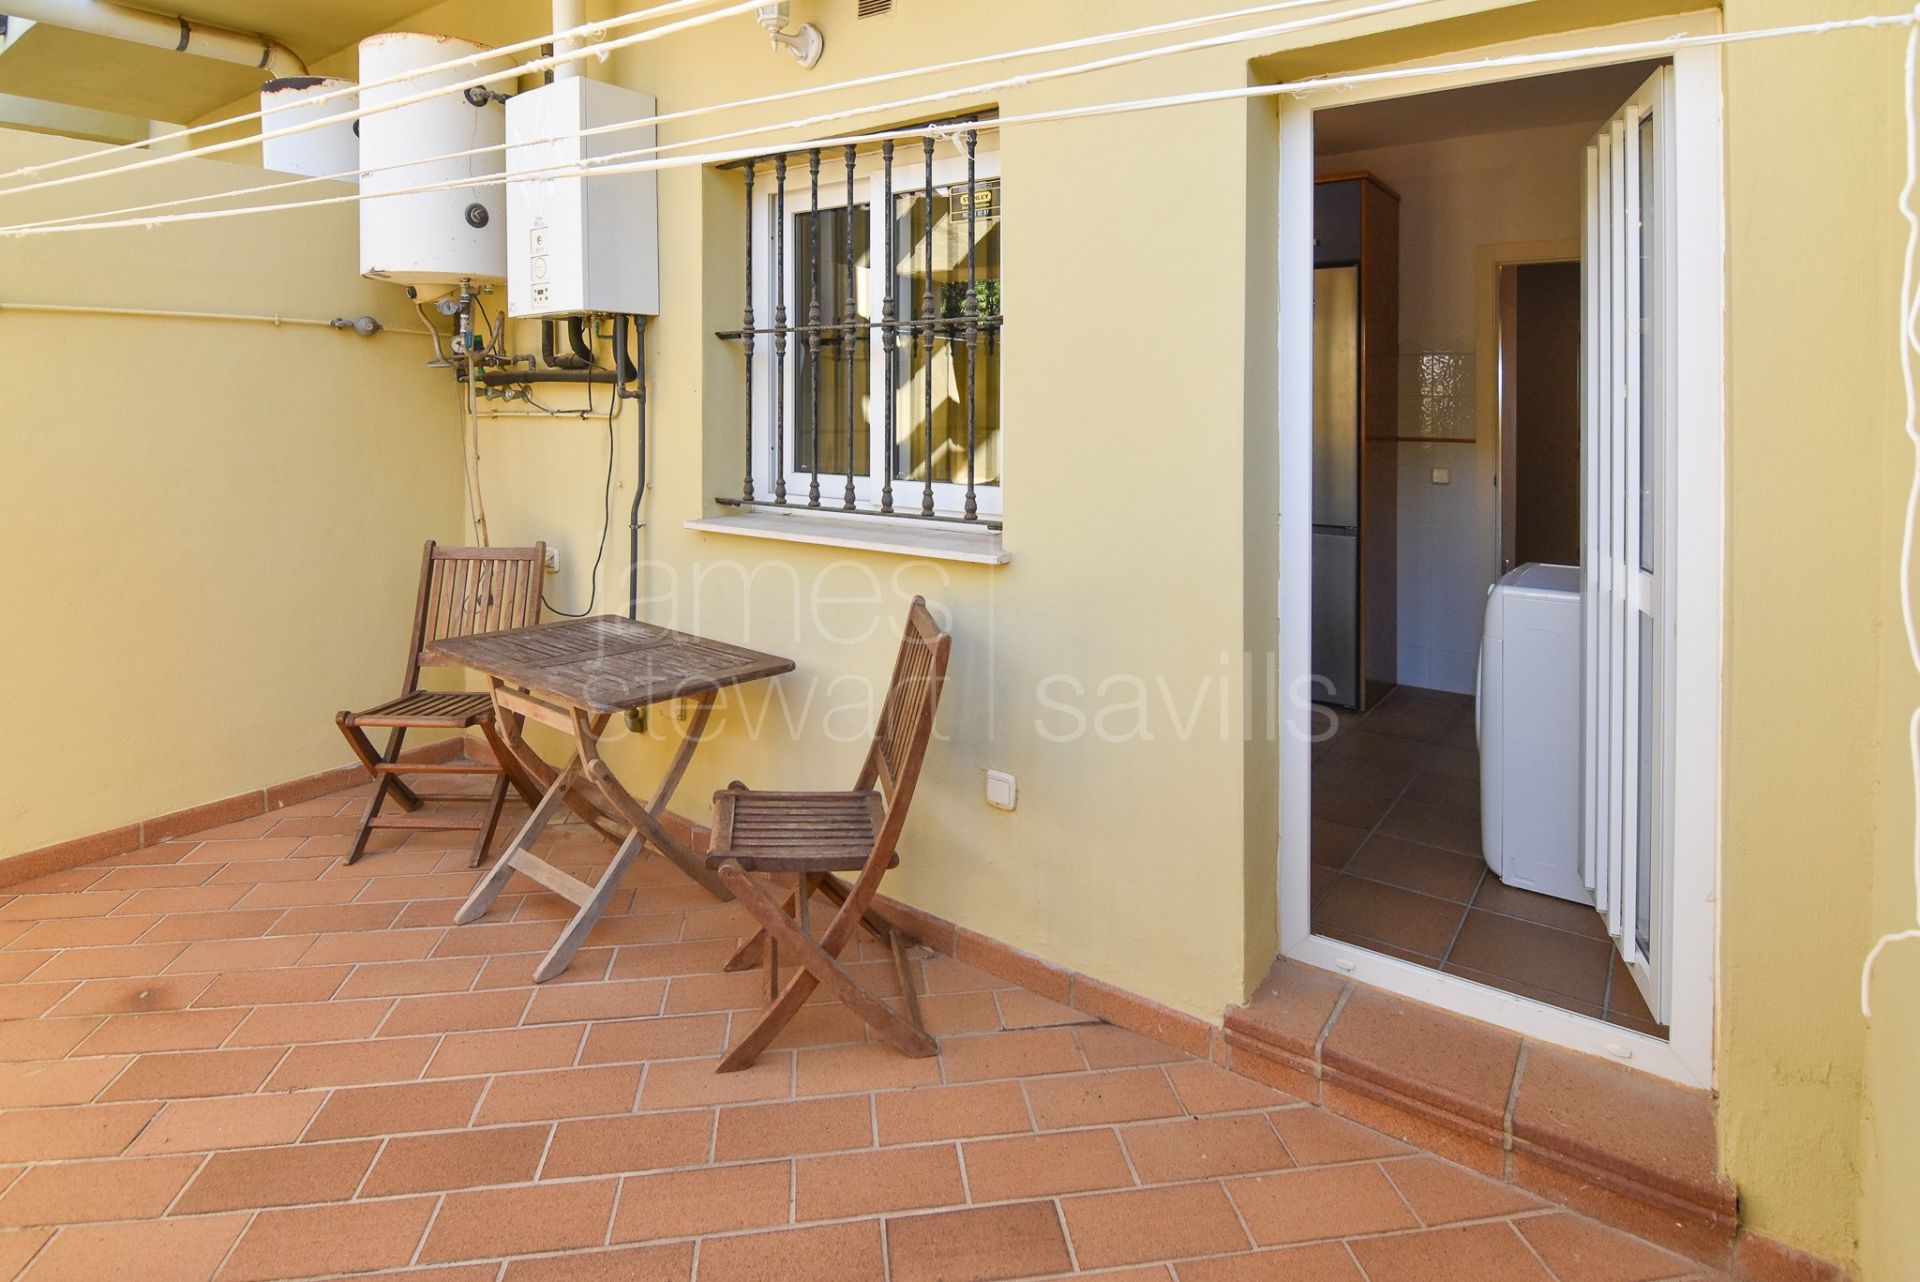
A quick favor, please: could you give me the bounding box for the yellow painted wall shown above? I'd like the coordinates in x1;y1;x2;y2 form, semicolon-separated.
57;0;1920;1271
0;128;466;860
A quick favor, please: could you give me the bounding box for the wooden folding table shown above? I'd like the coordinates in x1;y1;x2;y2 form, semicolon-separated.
428;615;794;982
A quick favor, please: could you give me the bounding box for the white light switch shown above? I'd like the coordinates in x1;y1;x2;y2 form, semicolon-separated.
985;769;1017;811
1431;467;1451;485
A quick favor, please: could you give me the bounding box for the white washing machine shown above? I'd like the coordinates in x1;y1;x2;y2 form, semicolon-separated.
1478;563;1589;904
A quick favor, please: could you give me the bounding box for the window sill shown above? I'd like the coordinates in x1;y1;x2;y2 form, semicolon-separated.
685;510;1010;565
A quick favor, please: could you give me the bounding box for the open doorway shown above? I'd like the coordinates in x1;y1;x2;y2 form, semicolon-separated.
1300;62;1674;1039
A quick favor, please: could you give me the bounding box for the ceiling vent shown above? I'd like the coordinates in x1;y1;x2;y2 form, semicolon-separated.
857;0;893;17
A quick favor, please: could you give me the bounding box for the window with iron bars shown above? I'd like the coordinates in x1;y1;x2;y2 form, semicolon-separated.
721;121;1002;528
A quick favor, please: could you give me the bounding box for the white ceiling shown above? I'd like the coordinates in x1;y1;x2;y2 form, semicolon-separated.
1314;60;1663;155
0;0;427;124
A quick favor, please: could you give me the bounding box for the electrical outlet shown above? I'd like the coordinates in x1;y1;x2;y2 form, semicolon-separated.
543;547;560;573
1431;467;1451;485
985;769;1016;811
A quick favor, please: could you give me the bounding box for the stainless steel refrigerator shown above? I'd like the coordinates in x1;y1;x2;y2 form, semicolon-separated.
1309;173;1398;712
1312;264;1363;709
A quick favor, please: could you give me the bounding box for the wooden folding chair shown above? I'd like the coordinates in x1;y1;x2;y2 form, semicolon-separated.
336;540;546;868
706;597;952;1072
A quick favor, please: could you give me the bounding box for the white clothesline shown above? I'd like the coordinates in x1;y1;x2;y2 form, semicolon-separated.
0;0;746;187
0;0;769;202
1;0;1444;235
1;13;1907;242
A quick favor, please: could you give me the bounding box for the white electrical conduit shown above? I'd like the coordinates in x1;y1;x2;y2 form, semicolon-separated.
4;0;304;76
1861;3;1920;1019
0;0;765;195
1;0;1446;235
5;13;1908;241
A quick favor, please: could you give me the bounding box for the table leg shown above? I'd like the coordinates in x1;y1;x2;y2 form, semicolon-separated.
455;759;577;926
573;693;733;902
533;828;647;982
489;684;626;843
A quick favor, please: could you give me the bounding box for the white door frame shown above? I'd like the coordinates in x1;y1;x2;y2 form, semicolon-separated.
1275;13;1723;1088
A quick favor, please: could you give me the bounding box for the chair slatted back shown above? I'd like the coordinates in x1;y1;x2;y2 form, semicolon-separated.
857;598;952;830
401;541;546;694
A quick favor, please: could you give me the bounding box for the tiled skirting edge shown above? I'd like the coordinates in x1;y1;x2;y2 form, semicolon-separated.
0;737;466;889
1220;958;1848;1281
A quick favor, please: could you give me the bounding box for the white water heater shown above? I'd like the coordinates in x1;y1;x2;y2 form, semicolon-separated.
260;77;358;182
505;77;660;317
358;32;512;287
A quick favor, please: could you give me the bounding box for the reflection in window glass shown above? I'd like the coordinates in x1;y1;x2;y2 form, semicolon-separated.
1638;111;1656;574
892;178;1002;487
793;203;872;480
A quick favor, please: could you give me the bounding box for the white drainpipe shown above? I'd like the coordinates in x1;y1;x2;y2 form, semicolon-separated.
550;0;584;82
5;0;304;77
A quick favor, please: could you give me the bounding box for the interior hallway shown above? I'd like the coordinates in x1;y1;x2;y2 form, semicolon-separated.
1309;687;1664;1037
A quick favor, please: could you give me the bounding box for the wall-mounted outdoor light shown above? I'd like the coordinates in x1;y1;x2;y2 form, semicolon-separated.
756;2;823;68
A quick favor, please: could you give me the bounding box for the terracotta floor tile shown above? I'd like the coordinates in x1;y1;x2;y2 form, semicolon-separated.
1164;1063;1297;1115
1376;801;1483;857
918;991;1005;1036
576;1013;727;1066
0;1228;50;1279
694;1220;884;1282
127;1091;327;1154
524;979;668;1025
362;1124;550;1196
24;942;186;982
887;1201;1073;1282
378;988;531;1037
0;892;131;922
794;1041;942;1095
269;902;404;937
543;1110;715;1178
1062;1182;1252;1269
1267;1106;1411;1165
940;1028;1086;1084
638;1053;794;1109
0;1153;201;1226
921;957;1007;995
963;1127;1136;1201
140;908;288;943
765;1002;871;1051
1172;1243;1364;1282
8;917;156;952
225;997;393;1047
1311;818;1371;869
995;989;1097;1030
1347;1221;1553;1281
21;1213;246;1282
0;990;82;1032
1447;911;1611;1006
48;975;213;1017
420;1177;620;1262
304;1077;487;1140
478;1064;642;1124
100;1046;284;1101
500;1242;694;1282
1228;1164;1419;1246
192;965;348;1007
874;1080;1032;1145
219;1196;438;1281
661;970;769;1015
71;1007;247;1055
794;1143;965;1220
1381;1154;1545;1225
715;1094;873;1161
1472;876;1609;940
1024;1068;1183;1130
610;1161;791;1242
264;1036;437;1091
1121;1114;1293;1184
0;1101;158;1161
429;1023;587;1076
301;928;446;967
0;1057;130;1107
334;957;485;999
1514;1212;1697;1282
173;1139;380;1213
1075;1024;1188;1070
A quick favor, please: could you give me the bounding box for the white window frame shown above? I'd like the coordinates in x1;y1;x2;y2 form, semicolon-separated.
746;141;1004;520
1274;12;1724;1088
